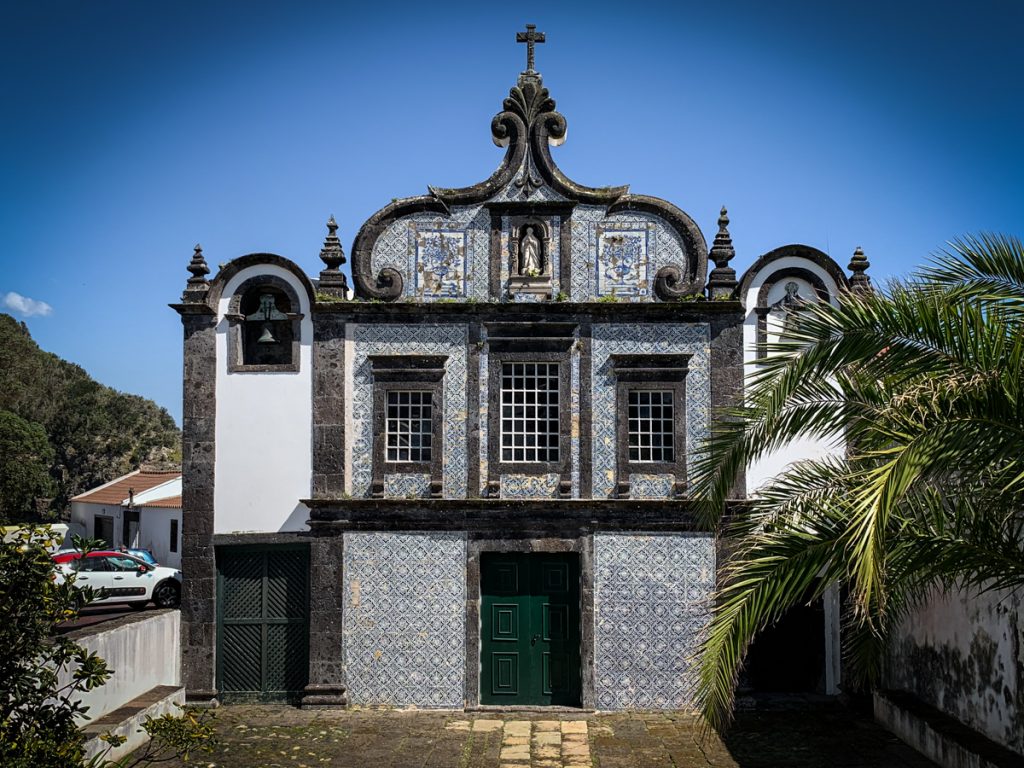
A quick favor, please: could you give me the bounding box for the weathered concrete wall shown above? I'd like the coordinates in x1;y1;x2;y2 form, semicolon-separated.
886;585;1023;756
60;610;182;724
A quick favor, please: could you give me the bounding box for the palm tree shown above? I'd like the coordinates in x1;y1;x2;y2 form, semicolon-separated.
692;234;1024;731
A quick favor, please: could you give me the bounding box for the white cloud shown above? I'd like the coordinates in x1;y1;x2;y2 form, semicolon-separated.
3;291;53;318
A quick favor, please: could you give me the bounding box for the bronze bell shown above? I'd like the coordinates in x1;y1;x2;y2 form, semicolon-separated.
245;293;287;344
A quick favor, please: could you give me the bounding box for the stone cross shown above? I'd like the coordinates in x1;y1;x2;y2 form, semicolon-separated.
516;24;545;72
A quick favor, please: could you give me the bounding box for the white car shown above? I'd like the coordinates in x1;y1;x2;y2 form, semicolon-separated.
53;550;182;609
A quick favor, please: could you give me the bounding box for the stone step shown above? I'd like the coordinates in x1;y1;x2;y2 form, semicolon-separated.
81;684;185;762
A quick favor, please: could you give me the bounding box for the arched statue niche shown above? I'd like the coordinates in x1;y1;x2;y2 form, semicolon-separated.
507;219;553;298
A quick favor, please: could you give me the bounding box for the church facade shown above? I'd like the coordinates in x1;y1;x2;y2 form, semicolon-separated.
172;27;868;709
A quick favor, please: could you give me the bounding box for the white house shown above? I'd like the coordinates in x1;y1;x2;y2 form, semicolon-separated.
70;470;182;569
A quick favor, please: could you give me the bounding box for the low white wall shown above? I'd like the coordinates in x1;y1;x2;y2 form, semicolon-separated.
61;610;181;724
885;585;1023;756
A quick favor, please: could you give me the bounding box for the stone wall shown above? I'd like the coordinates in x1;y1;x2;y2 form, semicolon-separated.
885;585;1023;756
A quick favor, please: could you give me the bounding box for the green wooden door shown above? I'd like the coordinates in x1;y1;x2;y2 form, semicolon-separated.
217;545;309;701
480;552;580;705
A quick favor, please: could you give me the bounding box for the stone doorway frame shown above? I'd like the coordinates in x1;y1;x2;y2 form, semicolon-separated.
465;535;595;709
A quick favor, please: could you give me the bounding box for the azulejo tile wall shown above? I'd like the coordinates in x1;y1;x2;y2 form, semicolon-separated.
343;532;467;708
351;324;468;497
384;473;431;499
591;324;711;498
500;473;559;499
593;533;715;710
629;473;676;499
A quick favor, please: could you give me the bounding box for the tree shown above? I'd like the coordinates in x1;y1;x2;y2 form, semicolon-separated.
0;410;55;523
0;529;213;766
691;234;1024;730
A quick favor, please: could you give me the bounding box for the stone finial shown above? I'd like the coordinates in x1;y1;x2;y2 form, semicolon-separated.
706;206;738;299
181;243;210;302
848;246;872;293
318;215;349;297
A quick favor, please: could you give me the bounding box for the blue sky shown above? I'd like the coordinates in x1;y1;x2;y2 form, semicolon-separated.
2;1;1022;425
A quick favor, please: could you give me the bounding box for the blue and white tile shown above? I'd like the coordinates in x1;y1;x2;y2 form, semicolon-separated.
343;532;467;708
594;533;715;710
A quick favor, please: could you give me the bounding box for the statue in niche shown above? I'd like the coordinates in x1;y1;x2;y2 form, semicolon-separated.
519;226;543;275
770;281;805;336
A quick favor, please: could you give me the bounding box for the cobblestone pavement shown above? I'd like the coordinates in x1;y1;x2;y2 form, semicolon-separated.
153;704;936;768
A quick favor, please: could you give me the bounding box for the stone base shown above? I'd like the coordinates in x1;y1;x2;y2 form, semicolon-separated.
508;274;552;299
184;688;220;708
301;684;349;709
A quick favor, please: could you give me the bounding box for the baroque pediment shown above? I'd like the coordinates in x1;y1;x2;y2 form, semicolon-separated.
350;46;708;303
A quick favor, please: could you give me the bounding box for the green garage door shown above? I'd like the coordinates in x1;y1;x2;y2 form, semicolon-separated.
217;545;309;701
481;552;581;706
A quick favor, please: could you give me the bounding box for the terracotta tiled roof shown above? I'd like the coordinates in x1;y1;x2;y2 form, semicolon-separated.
137;495;181;509
71;470;181;505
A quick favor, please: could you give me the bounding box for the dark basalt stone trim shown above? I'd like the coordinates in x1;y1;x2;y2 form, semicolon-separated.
350;196;450;301
304;533;347;708
709;314;746;500
610;355;691;498
429;107;528;206
368;355;447;498
607;195;709;299
736;243;850;306
178;313;218;701
312;314;346;498
578;323;593;499
314;301;743;322
211;531;309;546
208;253;316;309
529;111;628;205
467;323;482;498
486;348;572;495
464;535;595;709
303;498;710;534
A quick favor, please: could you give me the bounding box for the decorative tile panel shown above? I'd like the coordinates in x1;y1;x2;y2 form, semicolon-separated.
569;208;691;301
571;349;580;498
384;473;432;499
499;473;559;499
352;324;467;497
596;226;650;297
629;473;675;499
343;532;466;708
591;324;710;498
371;206;491;301
594;533;715;710
414;230;466;297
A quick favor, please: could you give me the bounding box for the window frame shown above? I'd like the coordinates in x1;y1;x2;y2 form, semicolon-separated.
369;355;447;498
499;360;562;464
625;389;677;465
485;322;576;497
610;354;691;499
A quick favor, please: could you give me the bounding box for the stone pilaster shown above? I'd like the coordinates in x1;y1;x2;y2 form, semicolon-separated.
709;310;746;500
178;308;218;704
301;533;348;707
311;313;346;498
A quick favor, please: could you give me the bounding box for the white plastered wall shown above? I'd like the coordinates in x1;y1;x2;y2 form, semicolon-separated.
742;254;846;695
214;263;313;534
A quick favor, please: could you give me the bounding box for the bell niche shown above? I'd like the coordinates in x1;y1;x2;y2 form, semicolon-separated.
225;276;303;372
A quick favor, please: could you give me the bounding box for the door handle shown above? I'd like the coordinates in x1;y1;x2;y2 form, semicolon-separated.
531;634;541;646
114;576;124;581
